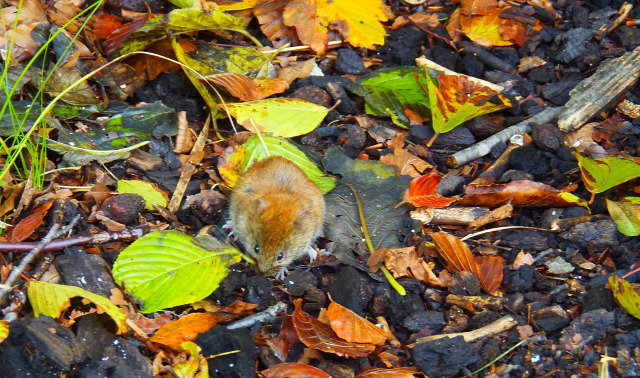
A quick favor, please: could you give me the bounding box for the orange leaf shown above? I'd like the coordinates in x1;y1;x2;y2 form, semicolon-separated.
327;299;387;345
205;73;289;101
379;149;432;178
8;201;54;242
262;362;331;378
383;247;450;287
459;5;512;47
103;17;148;56
217;146;246;188
476;255;504;295
254;0;300;47
356;366;425;378
92;14;123;40
292;298;375;358
403;173;459;208
149;312;217;348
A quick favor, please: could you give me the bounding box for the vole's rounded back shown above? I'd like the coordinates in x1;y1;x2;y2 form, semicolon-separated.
229;156;325;277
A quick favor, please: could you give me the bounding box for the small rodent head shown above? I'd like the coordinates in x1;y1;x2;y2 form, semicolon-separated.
244;194;318;276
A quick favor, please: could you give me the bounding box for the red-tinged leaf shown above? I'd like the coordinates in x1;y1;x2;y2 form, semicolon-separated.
205;73;289;101
103;17;148;56
476;255;504;295
254;0;300;47
356;366;426;378
459;180;590;208
92;14;123;40
149;312;217;348
383;247;451;287
327;299;388;345
291;298;375;358
8;201;54;242
262;362;331;378
403;173;460;208
267;315;298;361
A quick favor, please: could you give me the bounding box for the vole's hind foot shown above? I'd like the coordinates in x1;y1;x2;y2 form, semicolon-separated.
306;246;318;262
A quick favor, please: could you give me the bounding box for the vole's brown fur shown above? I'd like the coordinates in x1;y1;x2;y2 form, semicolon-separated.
229;156;325;278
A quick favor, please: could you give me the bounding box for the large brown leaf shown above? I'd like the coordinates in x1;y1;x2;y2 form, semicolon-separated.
327;298;387;345
459;180;589;208
292;299;375;358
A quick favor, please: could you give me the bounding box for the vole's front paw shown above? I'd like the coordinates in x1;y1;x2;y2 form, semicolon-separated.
274;267;290;280
306;246;318;262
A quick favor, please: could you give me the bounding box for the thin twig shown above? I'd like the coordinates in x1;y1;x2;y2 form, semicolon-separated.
0;214;80;302
226;302;286;329
391;4;458;52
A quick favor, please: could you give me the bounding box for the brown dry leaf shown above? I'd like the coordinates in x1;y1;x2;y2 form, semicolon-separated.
280;0;391;54
408;12;441;28
277;58;318;84
327;298;388;345
459;180;588;208
0;0;46;64
445;7;464;43
367;248;388;272
254;0;300;47
292;298;375;358
384;247;450;287
263;315;299;361
127;39;194;81
356;366;425;378
205;73;289;101
380;148;432;178
432;232;503;294
262;362;331;378
402;173;460;208
8;201;54;242
132;313;174;334
150;312;218;348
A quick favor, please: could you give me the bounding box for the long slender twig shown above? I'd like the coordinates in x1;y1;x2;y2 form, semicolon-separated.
0;215;80;302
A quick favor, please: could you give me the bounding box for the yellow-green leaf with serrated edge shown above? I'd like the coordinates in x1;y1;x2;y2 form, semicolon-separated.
573;152;640;194
221;98;328;138
609;275;640;320
27;281;128;334
112;231;242;313
606;199;640;236
242;135;336;194
117;179;168;210
0;320;8;344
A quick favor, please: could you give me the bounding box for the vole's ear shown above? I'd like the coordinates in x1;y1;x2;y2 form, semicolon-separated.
254;198;267;214
294;209;309;227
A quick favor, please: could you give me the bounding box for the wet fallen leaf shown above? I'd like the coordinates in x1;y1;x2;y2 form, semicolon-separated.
384;246;451;287
476;255;504;295
606;199;640;236
402;173;460;208
150;312;218;348
458;4;512;47
218;146;246;188
327;298;388;345
574;152;640;195
262;362;331;378
380;148;432;178
254;0;300;47
292;298;375;358
356;366;425;378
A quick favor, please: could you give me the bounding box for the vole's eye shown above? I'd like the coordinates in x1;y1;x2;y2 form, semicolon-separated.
277;252;284;261
254;245;260;254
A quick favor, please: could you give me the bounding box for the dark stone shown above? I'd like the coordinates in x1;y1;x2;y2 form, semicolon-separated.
484;71;535;98
559;219;619;251
501;229;557;251
612;26;640;50
54;247;118;298
328;266;374;316
450;271;481;296
540;80;580;105
337;124;367;150
244;275;276;309
196;327;257;378
437;175;466;197
412;335;480;377
616;329;640;350
410;125;476;148
76;315;153;377
370;282;425;326
282;269;318;297
505;265;535;293
531;305;571;332
290;85;332;107
335;48;368;75
403;311;446;333
509;146;549;175
582;285;616;312
559;309;616;346
458;53;484;78
532;123;564;151
100;193;145;224
489;140;508;158
519;98;547;115
380;26;428;67
468;311;501;330
467;116;503;140
497;169;534;183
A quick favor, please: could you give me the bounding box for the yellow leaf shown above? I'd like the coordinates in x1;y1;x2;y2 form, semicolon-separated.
117;179;169;211
282;0;390;54
0;320;8;344
459;6;512;47
27;281;128;334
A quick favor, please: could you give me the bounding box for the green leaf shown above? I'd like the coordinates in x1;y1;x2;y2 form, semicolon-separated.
606;199;640;236
112;231;241;313
118;180;168;210
188;44;274;76
573;152;640;194
242;135;336;194
164;0;194;8
28;281;128;334
347;67;433;126
609;275;640;320
224;98;328;137
119;8;247;55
